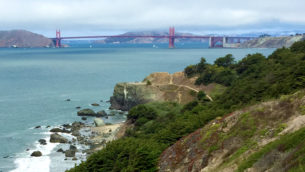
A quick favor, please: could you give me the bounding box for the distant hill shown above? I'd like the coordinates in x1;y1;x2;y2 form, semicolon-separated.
94;31;208;44
0;30;54;48
238;34;305;48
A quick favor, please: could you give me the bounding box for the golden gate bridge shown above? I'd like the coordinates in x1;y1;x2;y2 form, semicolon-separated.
52;27;255;48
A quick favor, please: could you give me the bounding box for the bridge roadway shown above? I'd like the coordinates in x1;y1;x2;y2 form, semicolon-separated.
58;35;252;40
52;27;255;48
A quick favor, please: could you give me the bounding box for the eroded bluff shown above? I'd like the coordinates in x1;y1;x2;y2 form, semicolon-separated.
110;72;206;111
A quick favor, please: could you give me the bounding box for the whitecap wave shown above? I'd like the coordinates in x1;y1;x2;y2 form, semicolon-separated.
10;136;59;172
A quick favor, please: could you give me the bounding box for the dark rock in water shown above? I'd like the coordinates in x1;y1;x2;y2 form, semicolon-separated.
46;125;50;128
50;133;68;143
77;109;96;116
26;149;30;151
70;145;77;151
38;139;47;145
64;158;67;160
71;122;84;131
76;106;81;109
105;116;108;119
91;103;100;106
119;111;124;115
65;149;76;157
72;130;80;137
31;151;42;157
96;110;107;117
62;124;71;129
57;148;65;153
3;155;9;158
81;117;87;120
66;99;71;101
100;100;103;102
72;157;78;161
50;128;70;133
106;100;110;103
35;126;41;129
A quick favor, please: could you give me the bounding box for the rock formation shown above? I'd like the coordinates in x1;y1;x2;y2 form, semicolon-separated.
50;133;68;143
110;72;207;111
31;151;42;157
77;109;96;116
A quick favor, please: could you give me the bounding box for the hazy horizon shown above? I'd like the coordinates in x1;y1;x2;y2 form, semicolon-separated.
0;0;305;37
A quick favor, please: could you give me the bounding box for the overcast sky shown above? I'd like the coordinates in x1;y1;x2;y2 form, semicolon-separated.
0;0;305;37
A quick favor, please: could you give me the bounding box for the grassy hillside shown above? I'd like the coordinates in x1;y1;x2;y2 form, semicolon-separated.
160;90;305;171
0;30;54;47
68;40;305;172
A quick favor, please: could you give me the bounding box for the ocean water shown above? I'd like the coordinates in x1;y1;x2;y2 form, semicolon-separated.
0;45;275;172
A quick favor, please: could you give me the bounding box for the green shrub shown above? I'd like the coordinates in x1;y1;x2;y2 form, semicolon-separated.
127;105;157;122
290;39;305;53
146;80;152;86
214;54;235;67
197;91;207;101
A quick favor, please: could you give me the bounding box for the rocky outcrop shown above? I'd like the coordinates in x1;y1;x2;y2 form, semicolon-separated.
159;90;305;172
50;133;68;143
38;139;47;145
0;30;54;48
50;128;70;133
110;72;207;111
77;109;96;116
31;151;42;157
239;35;305;48
65;145;77;157
96;110;107;117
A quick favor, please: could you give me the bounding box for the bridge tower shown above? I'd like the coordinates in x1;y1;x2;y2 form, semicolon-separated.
169;27;175;48
209;37;224;48
56;29;61;48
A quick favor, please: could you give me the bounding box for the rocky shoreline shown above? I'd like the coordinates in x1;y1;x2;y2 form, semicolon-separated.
30;107;127;165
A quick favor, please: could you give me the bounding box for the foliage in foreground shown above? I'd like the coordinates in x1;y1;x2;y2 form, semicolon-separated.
68;40;305;172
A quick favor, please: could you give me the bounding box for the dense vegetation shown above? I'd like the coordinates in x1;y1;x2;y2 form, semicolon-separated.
68;40;305;172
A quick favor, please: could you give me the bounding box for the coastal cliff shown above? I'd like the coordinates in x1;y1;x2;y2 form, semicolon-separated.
110;72;208;111
0;30;54;48
238;35;305;48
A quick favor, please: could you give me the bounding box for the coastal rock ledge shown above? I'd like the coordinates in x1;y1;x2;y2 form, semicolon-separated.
110;72;206;111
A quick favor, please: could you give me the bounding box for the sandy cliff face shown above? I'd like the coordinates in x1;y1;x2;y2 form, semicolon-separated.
0;30;54;47
238;35;305;48
110;72;207;111
159;90;305;172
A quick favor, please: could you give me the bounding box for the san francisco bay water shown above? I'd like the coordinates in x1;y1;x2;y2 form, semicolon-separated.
0;44;275;172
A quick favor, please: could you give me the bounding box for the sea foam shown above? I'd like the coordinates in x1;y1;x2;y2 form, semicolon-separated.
10;136;58;172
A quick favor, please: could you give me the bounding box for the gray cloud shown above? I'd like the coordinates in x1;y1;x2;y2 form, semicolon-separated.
0;0;304;36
